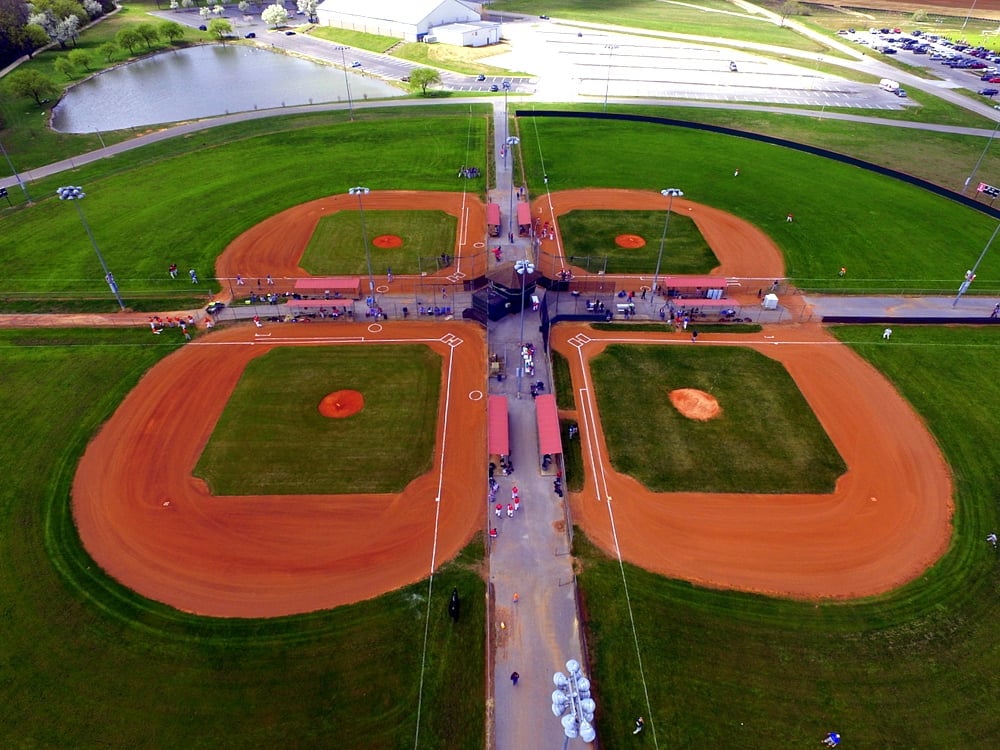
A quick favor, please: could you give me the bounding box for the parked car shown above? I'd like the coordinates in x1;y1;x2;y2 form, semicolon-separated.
245;32;256;38
979;88;999;97
206;301;226;315
401;75;410;82
351;60;362;67
987;76;1000;83
285;30;296;35
894;88;908;97
476;74;486;81
198;24;207;31
489;84;499;92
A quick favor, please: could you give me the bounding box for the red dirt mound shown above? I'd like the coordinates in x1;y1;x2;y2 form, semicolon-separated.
615;234;646;248
372;235;403;249
669;388;721;420
319;389;364;418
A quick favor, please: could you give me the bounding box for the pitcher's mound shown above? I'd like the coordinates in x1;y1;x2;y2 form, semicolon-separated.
373;235;403;249
318;390;364;418
615;234;646;248
669;388;721;421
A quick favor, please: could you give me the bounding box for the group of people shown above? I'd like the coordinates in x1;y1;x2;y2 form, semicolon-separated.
148;314;196;340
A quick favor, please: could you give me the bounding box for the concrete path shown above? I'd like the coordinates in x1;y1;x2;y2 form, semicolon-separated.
486;100;588;750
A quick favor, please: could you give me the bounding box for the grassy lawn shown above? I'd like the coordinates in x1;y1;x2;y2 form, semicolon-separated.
301;210;457;276
575;325;1000;748
196;345;441;494
0;328;483;748
515;114;1000;292
557;210;718;275
589;344;845;493
560;417;584;493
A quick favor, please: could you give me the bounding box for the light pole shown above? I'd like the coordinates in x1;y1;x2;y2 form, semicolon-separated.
56;186;126;311
953;220;1000;306
506;136;520;239
334;46;354;120
651;188;684;306
963;105;1000;195
0;137;31;202
603;44;619;113
552;659;597;749
348;186;375;311
515;258;535;395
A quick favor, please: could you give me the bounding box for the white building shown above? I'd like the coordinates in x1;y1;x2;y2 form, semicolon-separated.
428;21;498;47
315;0;490;43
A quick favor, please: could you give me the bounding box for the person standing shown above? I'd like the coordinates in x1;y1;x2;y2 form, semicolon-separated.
987;532;998;549
189;268;198;284
495;503;503;518
266;274;274;286
822;731;841;747
786;212;794;223
691;329;699;343
510;671;519;685
168;263;178;279
882;327;892;341
236;274;245;286
992;302;1000;318
507;503;514;518
633;717;645;735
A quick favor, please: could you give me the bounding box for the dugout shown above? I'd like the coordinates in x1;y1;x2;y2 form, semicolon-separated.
487;203;501;237
517;202;532;237
659;275;727;300
293;276;362;299
534;393;562;475
488;395;510;469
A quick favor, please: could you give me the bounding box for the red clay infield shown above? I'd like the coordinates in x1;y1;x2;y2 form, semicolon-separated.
70;188;954;615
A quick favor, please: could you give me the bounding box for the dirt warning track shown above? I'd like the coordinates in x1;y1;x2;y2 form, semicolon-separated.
72;322;485;617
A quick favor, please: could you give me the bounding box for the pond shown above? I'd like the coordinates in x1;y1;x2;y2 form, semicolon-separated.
51;43;401;133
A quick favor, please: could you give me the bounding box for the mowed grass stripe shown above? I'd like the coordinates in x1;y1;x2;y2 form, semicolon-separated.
301;210;457;276
590;345;845;493
195;345;441;495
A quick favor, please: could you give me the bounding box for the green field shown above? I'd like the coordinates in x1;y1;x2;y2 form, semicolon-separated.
557;210;718;275
577;325;1000;748
196;345;441;495
0;329;483;748
590;344;845;493
301;210;458;276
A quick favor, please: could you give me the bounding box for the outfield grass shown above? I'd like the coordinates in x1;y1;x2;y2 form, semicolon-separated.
196;345;441;495
516;115;1000;292
557;210;717;275
0;328;484;748
576;325;1000;748
589;344;845;493
301;210;457;276
0;109;489;307
560;418;584;493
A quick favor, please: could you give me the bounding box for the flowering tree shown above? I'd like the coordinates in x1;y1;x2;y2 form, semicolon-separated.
260;3;288;28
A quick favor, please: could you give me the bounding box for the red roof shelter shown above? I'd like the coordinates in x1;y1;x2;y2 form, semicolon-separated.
488;395;509;457
487;203;501;237
293;277;362;299
535;394;562;457
517;203;532;236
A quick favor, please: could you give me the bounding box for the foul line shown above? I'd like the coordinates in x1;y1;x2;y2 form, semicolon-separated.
573;338;661;750
413;338;460;749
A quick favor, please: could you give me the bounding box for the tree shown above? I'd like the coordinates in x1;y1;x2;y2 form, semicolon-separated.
207;17;231;40
115;26;141;54
777;1;801;27
68;48;90;69
158;19;184;43
4;69;59;105
53;14;79;48
409;67;441;95
53;55;76;78
82;0;102;18
22;24;51;58
99;39;117;61
296;0;316;21
260;3;287;27
135;22;158;48
237;0;248;11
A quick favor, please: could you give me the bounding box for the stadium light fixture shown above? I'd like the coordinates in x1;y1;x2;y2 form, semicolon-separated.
56;185;126;311
651;188;684;307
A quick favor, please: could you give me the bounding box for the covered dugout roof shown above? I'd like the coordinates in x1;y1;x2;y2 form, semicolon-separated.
517;202;532;227
661;275;727;289
487;203;501;226
535;394;561;456
488;395;509;457
294;277;362;297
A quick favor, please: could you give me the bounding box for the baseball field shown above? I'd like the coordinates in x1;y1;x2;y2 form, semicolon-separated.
1;3;1000;748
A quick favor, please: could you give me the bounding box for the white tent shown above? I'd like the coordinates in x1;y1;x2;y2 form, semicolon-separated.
762;293;779;310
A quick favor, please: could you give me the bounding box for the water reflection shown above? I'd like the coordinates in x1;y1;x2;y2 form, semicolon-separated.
51;44;401;133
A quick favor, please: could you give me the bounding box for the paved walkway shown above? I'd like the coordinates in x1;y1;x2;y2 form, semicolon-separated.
485;101;587;750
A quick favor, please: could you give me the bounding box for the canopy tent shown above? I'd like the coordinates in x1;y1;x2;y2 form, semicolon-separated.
488;395;509;457
535;394;562;457
293;277;362;299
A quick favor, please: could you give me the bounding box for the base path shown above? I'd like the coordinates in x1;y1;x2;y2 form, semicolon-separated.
72;321;486;617
552;323;954;599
